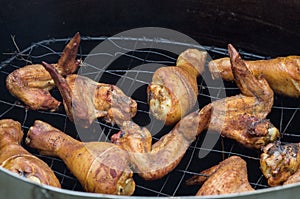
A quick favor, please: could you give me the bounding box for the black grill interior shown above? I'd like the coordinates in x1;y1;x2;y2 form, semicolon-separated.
0;36;299;197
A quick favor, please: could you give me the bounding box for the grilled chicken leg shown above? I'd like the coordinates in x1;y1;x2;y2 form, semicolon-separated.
111;44;280;181
41;62;137;128
185;156;254;196
26;120;135;195
0;119;60;188
260;141;300;186
148;49;207;125
6;32;81;111
209;54;300;97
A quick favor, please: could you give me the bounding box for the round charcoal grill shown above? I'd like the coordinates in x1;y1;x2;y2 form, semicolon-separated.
0;35;300;199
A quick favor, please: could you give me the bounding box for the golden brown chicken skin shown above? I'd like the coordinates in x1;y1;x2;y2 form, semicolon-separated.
148;49;207;125
111;44;280;181
209;55;300;97
260;141;300;186
205;44;280;149
41;62;137;128
26;120;135;195
6;32;81;111
112;105;212;181
0;119;61;188
284;168;300;185
185;156;254;196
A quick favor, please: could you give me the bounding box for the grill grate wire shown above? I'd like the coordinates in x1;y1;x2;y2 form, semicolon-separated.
0;35;299;197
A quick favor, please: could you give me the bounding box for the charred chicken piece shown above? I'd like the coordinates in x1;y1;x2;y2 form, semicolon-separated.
0;119;60;188
204;44;279;149
111;44;279;181
41;62;137;128
209;54;300;97
260;141;300;186
111;105;212;180
148;49;207;125
26;120;135;195
6;32;81;111
185;156;254;196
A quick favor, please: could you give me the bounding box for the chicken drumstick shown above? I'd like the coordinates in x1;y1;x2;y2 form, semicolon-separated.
148;49;207;125
0;119;60;188
26;120;135;195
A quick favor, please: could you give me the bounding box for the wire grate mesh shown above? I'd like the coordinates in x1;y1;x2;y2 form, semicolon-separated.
0;35;300;197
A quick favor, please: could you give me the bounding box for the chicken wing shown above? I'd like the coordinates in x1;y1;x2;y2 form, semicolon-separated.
185;156;254;196
260;141;300;186
209;54;300;97
25;120;135;195
111;44;279;181
6;32;81;111
0;119;60;188
111;105;212;180
41;62;137;128
148;49;207;125
205;44;279;149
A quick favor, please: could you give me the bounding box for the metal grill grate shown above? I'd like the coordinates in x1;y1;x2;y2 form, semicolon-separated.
0;35;299;197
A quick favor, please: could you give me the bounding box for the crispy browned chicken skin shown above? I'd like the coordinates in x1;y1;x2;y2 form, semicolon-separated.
41;62;137;128
26;120;135;195
209;54;300;97
185;156;254;196
0;119;60;188
284;168;300;185
112;106;212;181
148;49;207;125
111;44;279;181
205;44;280;149
6;32;81;111
260;141;300;186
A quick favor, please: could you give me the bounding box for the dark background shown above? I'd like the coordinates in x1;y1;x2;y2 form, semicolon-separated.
0;0;299;62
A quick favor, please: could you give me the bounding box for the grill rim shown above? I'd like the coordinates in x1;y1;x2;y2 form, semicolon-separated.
2;166;300;199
